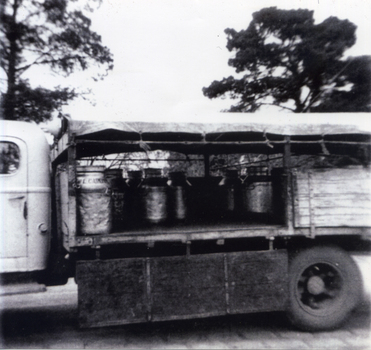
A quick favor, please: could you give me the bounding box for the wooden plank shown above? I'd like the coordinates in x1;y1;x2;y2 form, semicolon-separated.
295;194;370;210
296;193;371;201
313;183;368;194
295;182;370;195
228;250;288;314
294;167;371;228
295;214;371;227
295;201;371;226
295;169;370;188
86;225;284;247
296;204;371;214
304;167;370;180
294;226;371;236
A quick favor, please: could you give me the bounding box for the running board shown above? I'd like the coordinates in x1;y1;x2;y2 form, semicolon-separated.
0;282;46;296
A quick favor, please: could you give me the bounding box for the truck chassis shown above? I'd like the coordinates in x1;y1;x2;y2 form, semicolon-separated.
50;117;371;331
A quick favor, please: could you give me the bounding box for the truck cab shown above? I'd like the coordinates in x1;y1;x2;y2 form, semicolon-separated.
0;121;51;293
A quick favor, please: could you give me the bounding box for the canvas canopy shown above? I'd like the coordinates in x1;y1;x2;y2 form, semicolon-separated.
53;113;371;162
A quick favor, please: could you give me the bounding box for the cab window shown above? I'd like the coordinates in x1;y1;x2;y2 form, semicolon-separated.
0;142;20;174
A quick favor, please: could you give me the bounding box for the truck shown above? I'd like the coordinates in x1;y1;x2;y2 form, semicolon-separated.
1;113;370;331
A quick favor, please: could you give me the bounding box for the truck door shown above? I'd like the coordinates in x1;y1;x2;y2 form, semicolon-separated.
0;138;28;259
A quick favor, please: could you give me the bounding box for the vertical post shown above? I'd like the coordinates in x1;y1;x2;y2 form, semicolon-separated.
283;136;291;171
145;258;152;321
67;134;78;244
93;245;101;259
53;162;63;249
283;136;294;233
308;171;316;238
223;254;230;314
186;241;191;257
204;153;210;178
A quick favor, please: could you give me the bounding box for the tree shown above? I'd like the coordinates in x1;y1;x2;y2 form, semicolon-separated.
203;7;371;113
0;0;114;122
310;55;371;112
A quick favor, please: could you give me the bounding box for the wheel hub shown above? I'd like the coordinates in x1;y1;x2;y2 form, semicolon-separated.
307;275;325;295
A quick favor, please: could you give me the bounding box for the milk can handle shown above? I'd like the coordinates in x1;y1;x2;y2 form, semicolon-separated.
240;175;248;184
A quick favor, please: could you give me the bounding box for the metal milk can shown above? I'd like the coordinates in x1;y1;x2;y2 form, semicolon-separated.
140;168;168;224
168;171;189;222
218;169;242;216
76;166;112;235
104;168;127;232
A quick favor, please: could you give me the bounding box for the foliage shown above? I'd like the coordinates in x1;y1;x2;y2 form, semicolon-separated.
203;7;370;113
310;55;371;112
0;0;113;122
1;79;79;122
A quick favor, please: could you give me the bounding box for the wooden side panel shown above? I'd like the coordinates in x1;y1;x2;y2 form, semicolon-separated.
77;250;288;328
294;167;371;227
228;250;288;314
150;254;226;321
77;259;147;328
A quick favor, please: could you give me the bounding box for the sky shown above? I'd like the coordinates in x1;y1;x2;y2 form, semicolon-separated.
37;0;371;128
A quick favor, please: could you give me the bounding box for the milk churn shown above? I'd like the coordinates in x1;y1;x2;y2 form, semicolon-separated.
126;170;143;188
242;168;273;214
76;166;112;235
125;170;143;226
104;168;127;232
168;171;189;222
218;169;242;218
140;168;168;224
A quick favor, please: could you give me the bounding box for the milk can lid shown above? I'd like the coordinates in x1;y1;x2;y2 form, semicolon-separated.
76;165;105;173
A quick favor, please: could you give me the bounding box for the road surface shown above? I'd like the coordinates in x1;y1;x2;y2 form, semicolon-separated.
0;278;370;349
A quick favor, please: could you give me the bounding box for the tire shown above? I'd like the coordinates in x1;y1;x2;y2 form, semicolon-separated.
286;245;362;331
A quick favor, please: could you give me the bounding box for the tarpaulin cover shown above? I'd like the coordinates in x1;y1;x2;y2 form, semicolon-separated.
54;113;371;160
66;113;371;139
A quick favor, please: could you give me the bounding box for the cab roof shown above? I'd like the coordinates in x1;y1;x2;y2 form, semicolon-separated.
0;120;49;150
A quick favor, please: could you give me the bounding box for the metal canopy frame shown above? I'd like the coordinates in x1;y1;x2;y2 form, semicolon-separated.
52;114;371;164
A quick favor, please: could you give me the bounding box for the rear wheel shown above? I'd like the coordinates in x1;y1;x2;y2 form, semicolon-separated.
286;246;362;331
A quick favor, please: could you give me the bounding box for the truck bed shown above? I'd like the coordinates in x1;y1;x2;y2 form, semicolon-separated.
67;221;371;248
